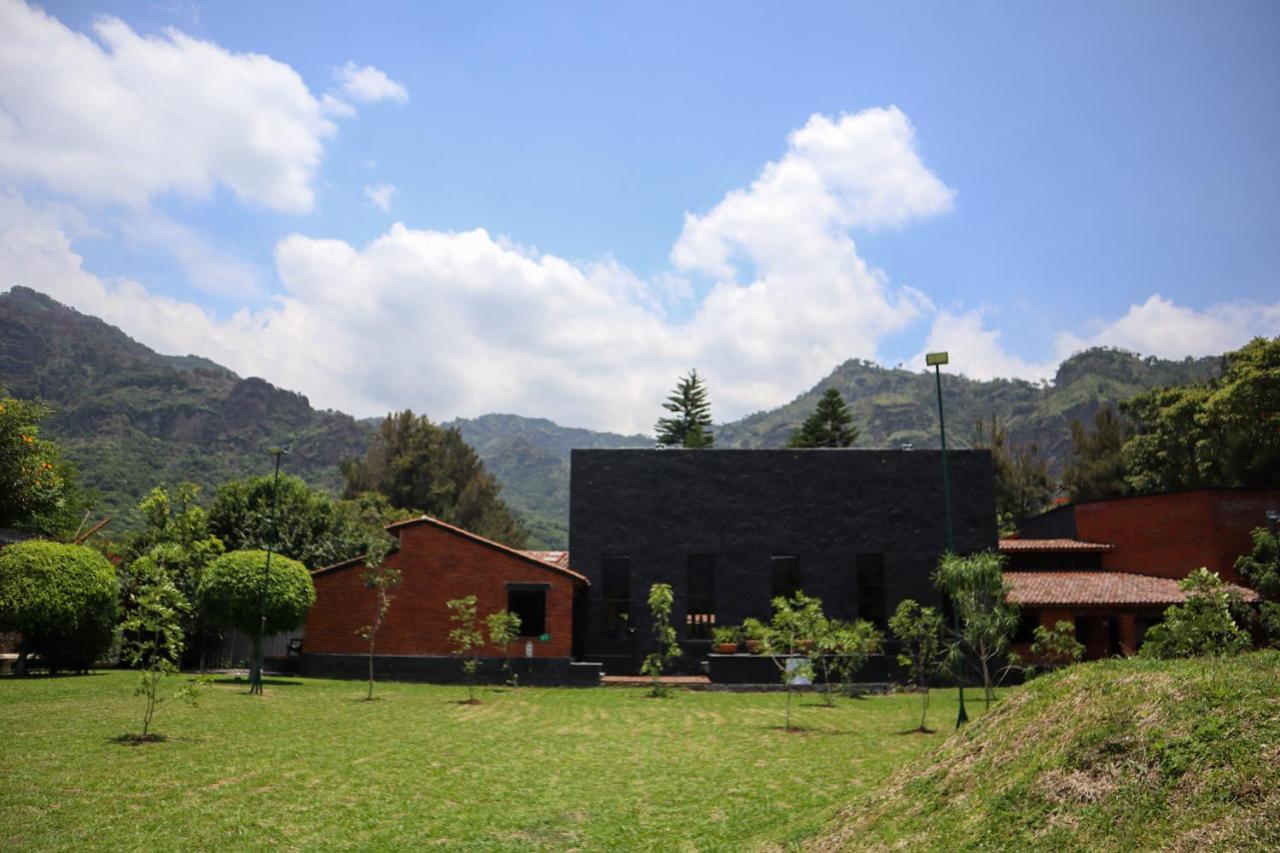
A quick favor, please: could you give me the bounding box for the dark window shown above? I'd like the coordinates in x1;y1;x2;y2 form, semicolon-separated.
856;553;886;627
771;555;801;601
601;556;631;640
508;588;547;637
686;554;716;640
1011;608;1037;644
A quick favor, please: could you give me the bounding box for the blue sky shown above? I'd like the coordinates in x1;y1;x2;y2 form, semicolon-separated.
1;0;1277;432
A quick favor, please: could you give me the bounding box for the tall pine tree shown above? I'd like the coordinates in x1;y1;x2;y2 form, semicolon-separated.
1062;405;1130;501
788;388;859;448
655;370;715;448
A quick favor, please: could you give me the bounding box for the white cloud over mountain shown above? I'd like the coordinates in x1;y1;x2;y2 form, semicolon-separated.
335;62;409;104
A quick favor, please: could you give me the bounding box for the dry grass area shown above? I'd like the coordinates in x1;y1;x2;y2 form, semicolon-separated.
806;651;1280;852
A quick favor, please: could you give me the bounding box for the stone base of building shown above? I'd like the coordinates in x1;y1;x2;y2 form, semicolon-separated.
298;653;602;686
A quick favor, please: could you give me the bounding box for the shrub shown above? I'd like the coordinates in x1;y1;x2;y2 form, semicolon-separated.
1030;620;1085;668
120;564;205;740
0;540;119;673
1140;569;1251;661
639;583;682;697
889;599;946;732
196;549;315;686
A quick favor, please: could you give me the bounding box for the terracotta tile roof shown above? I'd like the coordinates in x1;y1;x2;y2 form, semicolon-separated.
385;515;589;584
1005;571;1259;607
999;538;1115;553
521;550;571;571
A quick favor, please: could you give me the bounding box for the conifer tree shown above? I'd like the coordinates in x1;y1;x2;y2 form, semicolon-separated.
655;370;715;448
788;388;859;448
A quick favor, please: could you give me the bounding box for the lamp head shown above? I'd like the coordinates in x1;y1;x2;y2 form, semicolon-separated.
925;352;949;367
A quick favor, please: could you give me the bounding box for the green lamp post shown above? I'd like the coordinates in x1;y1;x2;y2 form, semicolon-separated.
927;351;968;728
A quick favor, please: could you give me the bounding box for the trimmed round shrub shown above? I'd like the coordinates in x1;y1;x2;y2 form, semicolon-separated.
0;540;119;673
197;550;315;643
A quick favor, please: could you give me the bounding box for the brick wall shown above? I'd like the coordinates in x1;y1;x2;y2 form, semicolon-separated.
1077;489;1280;584
303;520;580;659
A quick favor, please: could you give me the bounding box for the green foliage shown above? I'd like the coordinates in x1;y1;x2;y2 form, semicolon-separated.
0;540;119;673
1140;568;1252;660
711;624;742;646
934;551;1021;709
0;393;87;536
1234;525;1280;647
973;415;1052;535
196;550;315;647
1062;405;1131;500
1123;336;1280;492
815;618;883;705
748;592;829;729
124;484;224;636
655;369;715;448
209;473;376;570
1030;619;1085;667
357;562;401;701
120;563;204;739
486;610;523;688
788;388;859;448
342;410;527;547
447;595;484;703
639;583;682;697
889;599;946;731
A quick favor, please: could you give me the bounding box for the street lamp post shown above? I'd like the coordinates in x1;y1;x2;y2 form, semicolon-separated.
249;447;287;696
926;351;968;728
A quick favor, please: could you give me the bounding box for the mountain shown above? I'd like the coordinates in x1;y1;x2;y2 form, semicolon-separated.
0;286;1222;549
715;350;1221;464
0;286;373;533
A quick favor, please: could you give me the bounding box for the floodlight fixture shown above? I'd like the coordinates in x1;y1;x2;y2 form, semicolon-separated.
925;352;949;367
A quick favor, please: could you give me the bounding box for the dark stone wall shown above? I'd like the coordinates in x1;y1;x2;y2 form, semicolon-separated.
569;448;996;675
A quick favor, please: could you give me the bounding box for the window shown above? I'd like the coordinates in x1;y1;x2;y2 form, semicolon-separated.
856;553;886;627
507;584;548;637
601;556;631;640
686;554;716;639
771;556;802;601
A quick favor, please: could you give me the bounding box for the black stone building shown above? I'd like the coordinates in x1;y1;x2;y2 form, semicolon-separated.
569;448;996;675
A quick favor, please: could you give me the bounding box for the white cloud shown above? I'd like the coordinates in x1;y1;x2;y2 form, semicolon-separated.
912;308;1062;382
335;61;408;104
0;0;338;212
1061;294;1280;359
364;183;396;212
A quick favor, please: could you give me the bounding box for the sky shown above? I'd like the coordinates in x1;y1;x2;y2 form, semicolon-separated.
1;0;1278;434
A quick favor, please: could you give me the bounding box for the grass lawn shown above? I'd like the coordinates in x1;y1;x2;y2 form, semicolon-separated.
0;672;987;851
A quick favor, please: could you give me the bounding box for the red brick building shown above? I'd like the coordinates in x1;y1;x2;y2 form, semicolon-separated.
300;515;599;684
1004;488;1275;660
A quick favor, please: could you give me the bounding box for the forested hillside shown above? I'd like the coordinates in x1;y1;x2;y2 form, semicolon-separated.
0;286;1222;547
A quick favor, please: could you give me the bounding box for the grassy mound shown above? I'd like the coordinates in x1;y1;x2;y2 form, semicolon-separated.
808;651;1280;851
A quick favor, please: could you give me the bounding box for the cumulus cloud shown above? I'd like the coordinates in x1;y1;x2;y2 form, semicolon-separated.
1060;294;1280;359
0;0;337;212
335;61;408;104
912;308;1062;382
364;183;396;212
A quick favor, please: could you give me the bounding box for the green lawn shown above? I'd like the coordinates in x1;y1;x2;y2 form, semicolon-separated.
0;673;983;851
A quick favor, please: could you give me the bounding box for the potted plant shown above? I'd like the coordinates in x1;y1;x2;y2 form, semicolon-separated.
711;625;741;654
742;617;767;653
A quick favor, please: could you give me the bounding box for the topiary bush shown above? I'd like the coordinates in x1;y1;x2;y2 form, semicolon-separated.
0;540;120;673
197;549;315;651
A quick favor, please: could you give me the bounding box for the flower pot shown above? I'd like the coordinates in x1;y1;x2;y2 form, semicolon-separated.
746;640;763;653
713;642;739;655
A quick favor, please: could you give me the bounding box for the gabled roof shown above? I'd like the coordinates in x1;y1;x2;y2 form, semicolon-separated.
381;515;588;584
1005;571;1258;607
999;538;1115;553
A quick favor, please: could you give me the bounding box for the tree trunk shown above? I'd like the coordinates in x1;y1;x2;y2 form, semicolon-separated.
920;684;930;731
367;631;376;701
249;633;263;695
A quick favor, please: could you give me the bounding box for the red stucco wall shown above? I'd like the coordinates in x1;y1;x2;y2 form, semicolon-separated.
1076;489;1280;585
303;521;579;658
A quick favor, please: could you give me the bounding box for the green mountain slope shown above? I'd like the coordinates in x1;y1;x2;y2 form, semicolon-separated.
0;286;373;532
807;652;1280;851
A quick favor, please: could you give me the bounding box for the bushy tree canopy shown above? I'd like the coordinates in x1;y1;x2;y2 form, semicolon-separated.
0;540;119;672
973;416;1052;534
197;549;315;637
125;483;224;609
655;370;715;448
342;410;527;547
1063;405;1131;501
1123;336;1280;492
209;474;371;569
789;388;859;448
1139;569;1251;659
0;393;86;537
